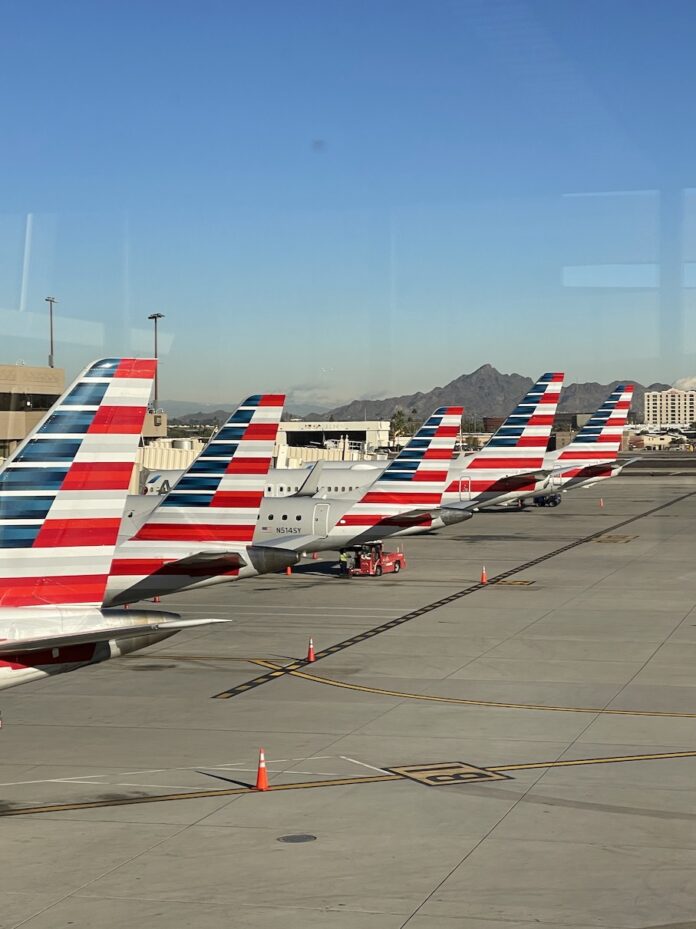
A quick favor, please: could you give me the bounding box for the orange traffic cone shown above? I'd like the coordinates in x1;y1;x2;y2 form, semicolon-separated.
255;748;269;791
480;566;488;585
306;637;316;663
599;497;604;509
312;551;319;560
152;595;161;603
285;565;293;576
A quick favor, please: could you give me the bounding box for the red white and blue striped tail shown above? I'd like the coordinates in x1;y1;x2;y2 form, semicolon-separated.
557;384;634;465
465;372;564;471
131;394;285;545
344;406;463;524
0;358;156;608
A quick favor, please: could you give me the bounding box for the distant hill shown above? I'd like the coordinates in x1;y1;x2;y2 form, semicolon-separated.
167;402;323;425
306;364;669;422
165;366;670;426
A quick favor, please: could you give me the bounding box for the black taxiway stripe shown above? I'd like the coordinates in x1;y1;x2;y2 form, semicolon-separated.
212;490;696;699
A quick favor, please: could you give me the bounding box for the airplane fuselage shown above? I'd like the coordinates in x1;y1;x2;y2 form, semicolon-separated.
264;461;549;512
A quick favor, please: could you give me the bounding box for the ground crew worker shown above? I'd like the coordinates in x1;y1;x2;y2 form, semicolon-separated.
339;550;350;577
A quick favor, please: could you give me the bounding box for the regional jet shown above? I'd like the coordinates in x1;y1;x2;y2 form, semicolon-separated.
261;372;564;516
0;358;222;691
109;403;463;604
529;383;635;504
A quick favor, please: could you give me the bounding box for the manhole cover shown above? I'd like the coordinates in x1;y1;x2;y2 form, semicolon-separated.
277;834;317;843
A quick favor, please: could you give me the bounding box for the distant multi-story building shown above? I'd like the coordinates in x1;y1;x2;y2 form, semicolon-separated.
644;388;696;427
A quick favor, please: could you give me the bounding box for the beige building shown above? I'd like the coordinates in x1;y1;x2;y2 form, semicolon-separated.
644;388;696;427
0;363;65;457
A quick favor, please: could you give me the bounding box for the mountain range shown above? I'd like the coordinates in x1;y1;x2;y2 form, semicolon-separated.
305;365;668;422
166;365;670;425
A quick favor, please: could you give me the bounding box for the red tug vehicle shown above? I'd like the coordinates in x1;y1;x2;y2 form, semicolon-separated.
339;542;406;577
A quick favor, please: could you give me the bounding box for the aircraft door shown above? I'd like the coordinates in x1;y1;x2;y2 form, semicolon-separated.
312;503;330;537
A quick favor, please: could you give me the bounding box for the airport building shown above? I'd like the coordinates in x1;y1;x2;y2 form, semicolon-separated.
278;420;390;453
0;363;65;458
644;387;696;427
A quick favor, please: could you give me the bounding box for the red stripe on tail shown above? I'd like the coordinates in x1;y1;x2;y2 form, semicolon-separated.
115;359;157;379
88;406;147;435
33;518;122;547
133;524;255;542
0;575;109;607
62;462;134;491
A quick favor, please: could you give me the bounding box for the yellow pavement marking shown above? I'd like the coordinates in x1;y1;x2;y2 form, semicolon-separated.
3;749;696;817
491;749;696;773
250;660;696;719
0;773;400;817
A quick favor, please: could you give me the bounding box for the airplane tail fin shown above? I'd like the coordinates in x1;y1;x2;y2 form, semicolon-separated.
0;358;156;608
132;394;285;544
557;384;634;464
465;372;564;471
345;406;463;523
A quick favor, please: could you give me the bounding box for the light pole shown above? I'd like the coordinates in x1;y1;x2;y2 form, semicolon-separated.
147;312;164;409
45;296;57;368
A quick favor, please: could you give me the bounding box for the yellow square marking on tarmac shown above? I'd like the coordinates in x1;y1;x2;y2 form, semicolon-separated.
387;762;511;786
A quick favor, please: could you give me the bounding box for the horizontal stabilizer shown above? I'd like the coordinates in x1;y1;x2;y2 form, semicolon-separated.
0;618;228;655
170;551;247;571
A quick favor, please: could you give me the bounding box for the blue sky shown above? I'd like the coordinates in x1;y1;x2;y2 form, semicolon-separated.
1;0;695;407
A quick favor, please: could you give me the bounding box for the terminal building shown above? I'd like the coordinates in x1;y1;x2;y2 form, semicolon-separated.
644;387;696;427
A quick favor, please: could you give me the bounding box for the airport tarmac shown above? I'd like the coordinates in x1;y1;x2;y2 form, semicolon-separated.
2;477;696;928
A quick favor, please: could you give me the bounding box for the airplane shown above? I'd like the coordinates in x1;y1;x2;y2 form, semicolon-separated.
528;383;635;504
440;372;564;510
259;372;564;515
107;394;297;606
109;403;463;605
252;406;465;552
0;358;222;692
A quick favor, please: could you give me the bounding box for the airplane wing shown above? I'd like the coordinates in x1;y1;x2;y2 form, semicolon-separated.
0;618;228;655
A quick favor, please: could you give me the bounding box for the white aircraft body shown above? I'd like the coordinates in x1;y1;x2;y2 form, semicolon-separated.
111;403;464;604
0;358;221;691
